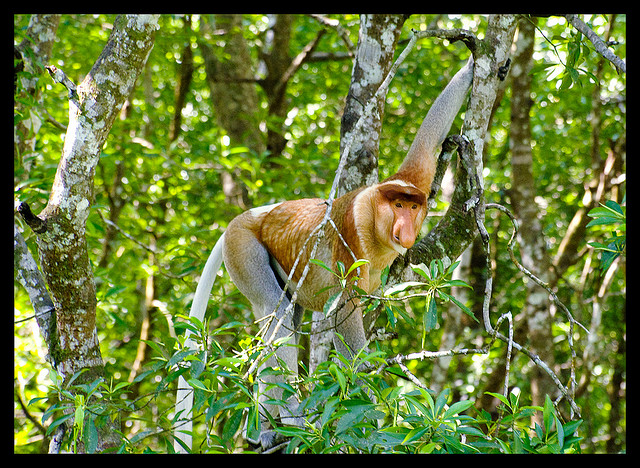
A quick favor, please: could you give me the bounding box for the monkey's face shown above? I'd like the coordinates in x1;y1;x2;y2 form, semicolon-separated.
374;198;425;256
375;183;427;255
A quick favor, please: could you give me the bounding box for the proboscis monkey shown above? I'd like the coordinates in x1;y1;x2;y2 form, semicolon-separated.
174;56;474;452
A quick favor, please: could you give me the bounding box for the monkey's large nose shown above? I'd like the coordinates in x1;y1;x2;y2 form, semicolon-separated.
393;220;416;250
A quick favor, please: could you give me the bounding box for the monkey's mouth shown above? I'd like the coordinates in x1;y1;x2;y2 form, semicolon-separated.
390;240;408;256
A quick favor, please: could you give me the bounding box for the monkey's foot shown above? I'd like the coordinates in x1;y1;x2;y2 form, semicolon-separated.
246;430;289;453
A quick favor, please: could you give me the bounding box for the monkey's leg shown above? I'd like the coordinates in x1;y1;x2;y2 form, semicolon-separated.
333;299;368;360
223;221;304;449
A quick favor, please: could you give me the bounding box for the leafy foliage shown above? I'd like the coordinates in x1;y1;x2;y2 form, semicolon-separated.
15;14;625;453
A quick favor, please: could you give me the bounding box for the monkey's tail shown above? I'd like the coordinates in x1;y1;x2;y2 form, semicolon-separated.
174;231;226;453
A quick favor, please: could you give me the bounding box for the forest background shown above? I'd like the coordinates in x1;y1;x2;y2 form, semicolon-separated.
14;14;625;454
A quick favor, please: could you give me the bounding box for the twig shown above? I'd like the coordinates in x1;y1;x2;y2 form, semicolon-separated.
97;210;157;254
388;347;488;365
495;312;513;397
17;202;47;234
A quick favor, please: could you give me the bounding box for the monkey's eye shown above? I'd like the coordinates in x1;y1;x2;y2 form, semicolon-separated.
411;204;418;210
395;202;403;208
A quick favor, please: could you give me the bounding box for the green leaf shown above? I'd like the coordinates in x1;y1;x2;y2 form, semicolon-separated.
323;291;343;317
586;216;621;228
443;400;474;419
555;414;565;449
83;417;98;454
404;394;432;418
438;291;478;322
167;349;197;368
186;378;210;392
422;293;438;347
385;281;426;296
384;304;396;329
402;427;430;445
410;263;432;281
347;259;369;275
441;279;473;289
434;388;450;417
46;413;74;436
321;396;340;427
485;391;510;408
309;258;334;273
329;363;347;394
543;395;554;435
221;409;243;443
562;419;582;438
603;199;624;215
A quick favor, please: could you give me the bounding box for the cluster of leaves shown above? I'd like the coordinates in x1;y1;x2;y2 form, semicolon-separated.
381;260;477;348
36;317;582;454
34;369;143;453
587;198;625;272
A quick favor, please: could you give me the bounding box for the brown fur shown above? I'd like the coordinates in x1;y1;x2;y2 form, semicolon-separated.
245;183;427;308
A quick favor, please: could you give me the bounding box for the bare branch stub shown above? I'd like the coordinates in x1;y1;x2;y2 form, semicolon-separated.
45;65;80;106
17;202;47;234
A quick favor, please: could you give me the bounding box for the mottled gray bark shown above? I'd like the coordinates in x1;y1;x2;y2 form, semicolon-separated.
16;14;159;452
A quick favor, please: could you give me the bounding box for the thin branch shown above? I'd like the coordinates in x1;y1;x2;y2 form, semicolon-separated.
97;209;157;254
309;14;355;53
565;14;625;74
14;223;57;364
446;132;583;417
479;203;583;418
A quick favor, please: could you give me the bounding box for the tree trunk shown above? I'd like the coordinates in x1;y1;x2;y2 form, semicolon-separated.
14;15;61;176
338;14;407;196
508;16;559;420
200;14;264;209
310;14;406;373
395;15;518;280
16;14;159;452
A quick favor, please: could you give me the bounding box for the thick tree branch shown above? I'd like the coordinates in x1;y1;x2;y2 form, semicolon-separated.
14;224;58;366
414;27;478;52
398;15;517;279
274;28;326;97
